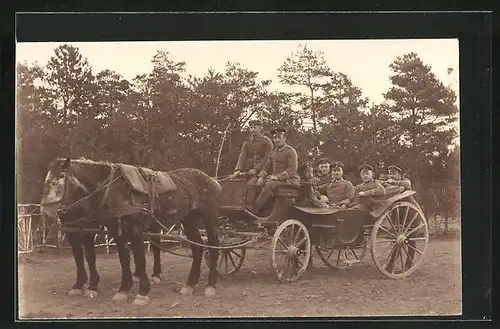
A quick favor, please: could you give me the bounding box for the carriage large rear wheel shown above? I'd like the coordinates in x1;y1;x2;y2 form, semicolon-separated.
270;219;311;283
371;201;429;279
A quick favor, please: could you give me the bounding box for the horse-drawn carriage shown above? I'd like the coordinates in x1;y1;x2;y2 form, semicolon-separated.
39;158;429;305
210;177;429;282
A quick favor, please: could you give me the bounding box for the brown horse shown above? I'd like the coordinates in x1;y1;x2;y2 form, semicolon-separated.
40;158;221;305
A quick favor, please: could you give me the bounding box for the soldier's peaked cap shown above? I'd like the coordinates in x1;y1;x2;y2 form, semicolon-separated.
317;157;330;165
270;126;287;135
331;160;345;169
358;164;374;172
388;165;403;173
248;119;263;126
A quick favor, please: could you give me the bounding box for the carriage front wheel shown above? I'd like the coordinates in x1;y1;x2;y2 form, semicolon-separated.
270;219;311;283
204;247;246;275
371;201;429;279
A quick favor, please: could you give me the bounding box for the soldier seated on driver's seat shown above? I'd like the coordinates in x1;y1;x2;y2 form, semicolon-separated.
248;126;300;214
232;119;273;207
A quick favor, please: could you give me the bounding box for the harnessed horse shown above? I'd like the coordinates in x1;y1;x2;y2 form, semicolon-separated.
40;158;221;305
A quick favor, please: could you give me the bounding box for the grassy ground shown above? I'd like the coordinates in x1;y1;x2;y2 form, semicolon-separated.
18;234;461;319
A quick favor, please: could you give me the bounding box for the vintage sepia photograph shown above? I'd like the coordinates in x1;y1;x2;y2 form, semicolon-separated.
16;38;461;318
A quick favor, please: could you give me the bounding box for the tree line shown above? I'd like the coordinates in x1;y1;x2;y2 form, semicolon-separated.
16;43;460;222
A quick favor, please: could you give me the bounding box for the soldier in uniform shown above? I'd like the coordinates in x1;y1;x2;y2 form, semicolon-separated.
296;161;330;208
348;164;386;211
314;157;332;187
381;165;412;194
317;161;355;209
233;119;273;207
249;127;300;213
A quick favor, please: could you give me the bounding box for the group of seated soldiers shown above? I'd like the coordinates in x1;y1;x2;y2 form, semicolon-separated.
232;119;411;215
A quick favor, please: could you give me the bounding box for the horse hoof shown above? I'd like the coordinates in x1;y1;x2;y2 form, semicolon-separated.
180;286;194;296
84;290;98;299
132;294;149;306
112;292;128;301
68;289;83;296
204;286;216;297
151;276;162;285
132;276;140;283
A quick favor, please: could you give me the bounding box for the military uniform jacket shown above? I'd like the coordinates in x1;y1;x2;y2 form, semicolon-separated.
350;180;386;206
382;178;412;194
235;134;273;173
318;178;355;205
259;144;299;183
316;173;332;188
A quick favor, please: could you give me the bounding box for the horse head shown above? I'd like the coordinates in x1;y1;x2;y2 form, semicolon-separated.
40;158;93;224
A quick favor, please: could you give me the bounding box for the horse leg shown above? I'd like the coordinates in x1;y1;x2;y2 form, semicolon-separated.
130;231;151;305
82;233;100;298
111;235;134;302
202;212;219;297
67;233;87;296
179;213;203;296
150;224;163;284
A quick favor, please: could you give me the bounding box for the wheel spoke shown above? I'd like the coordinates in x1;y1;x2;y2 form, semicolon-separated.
407;237;427;241
278;237;288;249
224;253;229;272
401;245;415;268
293;227;302;244
351;248;359;260
375;238;397;243
399;246;405;272
395;207;401;234
230;250;242;258
385;213;398;233
295;236;307;248
228;252;237;268
383;244;397;269
400;206;410;232
403;211;419;235
275;249;288;254
406;223;426;237
288;225;295;244
296;257;304;269
378;225;398;239
407;243;424;255
326;248;335;261
336;249;342;266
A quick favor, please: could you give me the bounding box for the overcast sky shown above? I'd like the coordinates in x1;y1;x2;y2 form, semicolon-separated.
16;39;459;106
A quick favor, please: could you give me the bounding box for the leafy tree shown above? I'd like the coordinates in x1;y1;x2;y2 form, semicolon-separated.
383;52;458;176
318;72;369;169
278;44;331;135
44;44;96;124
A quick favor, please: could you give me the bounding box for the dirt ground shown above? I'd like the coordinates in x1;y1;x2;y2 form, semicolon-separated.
18;236;462;319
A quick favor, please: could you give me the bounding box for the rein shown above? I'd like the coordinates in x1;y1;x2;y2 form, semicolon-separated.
59;167;121;213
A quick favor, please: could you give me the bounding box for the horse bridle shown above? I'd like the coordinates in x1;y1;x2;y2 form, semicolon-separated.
42;164;121;226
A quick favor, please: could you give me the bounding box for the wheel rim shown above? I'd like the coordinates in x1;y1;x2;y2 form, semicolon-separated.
315;235;368;269
204;247;246;275
270;219;311;283
371;201;429;279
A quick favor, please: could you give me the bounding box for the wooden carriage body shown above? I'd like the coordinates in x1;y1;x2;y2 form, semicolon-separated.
216;178;429;281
